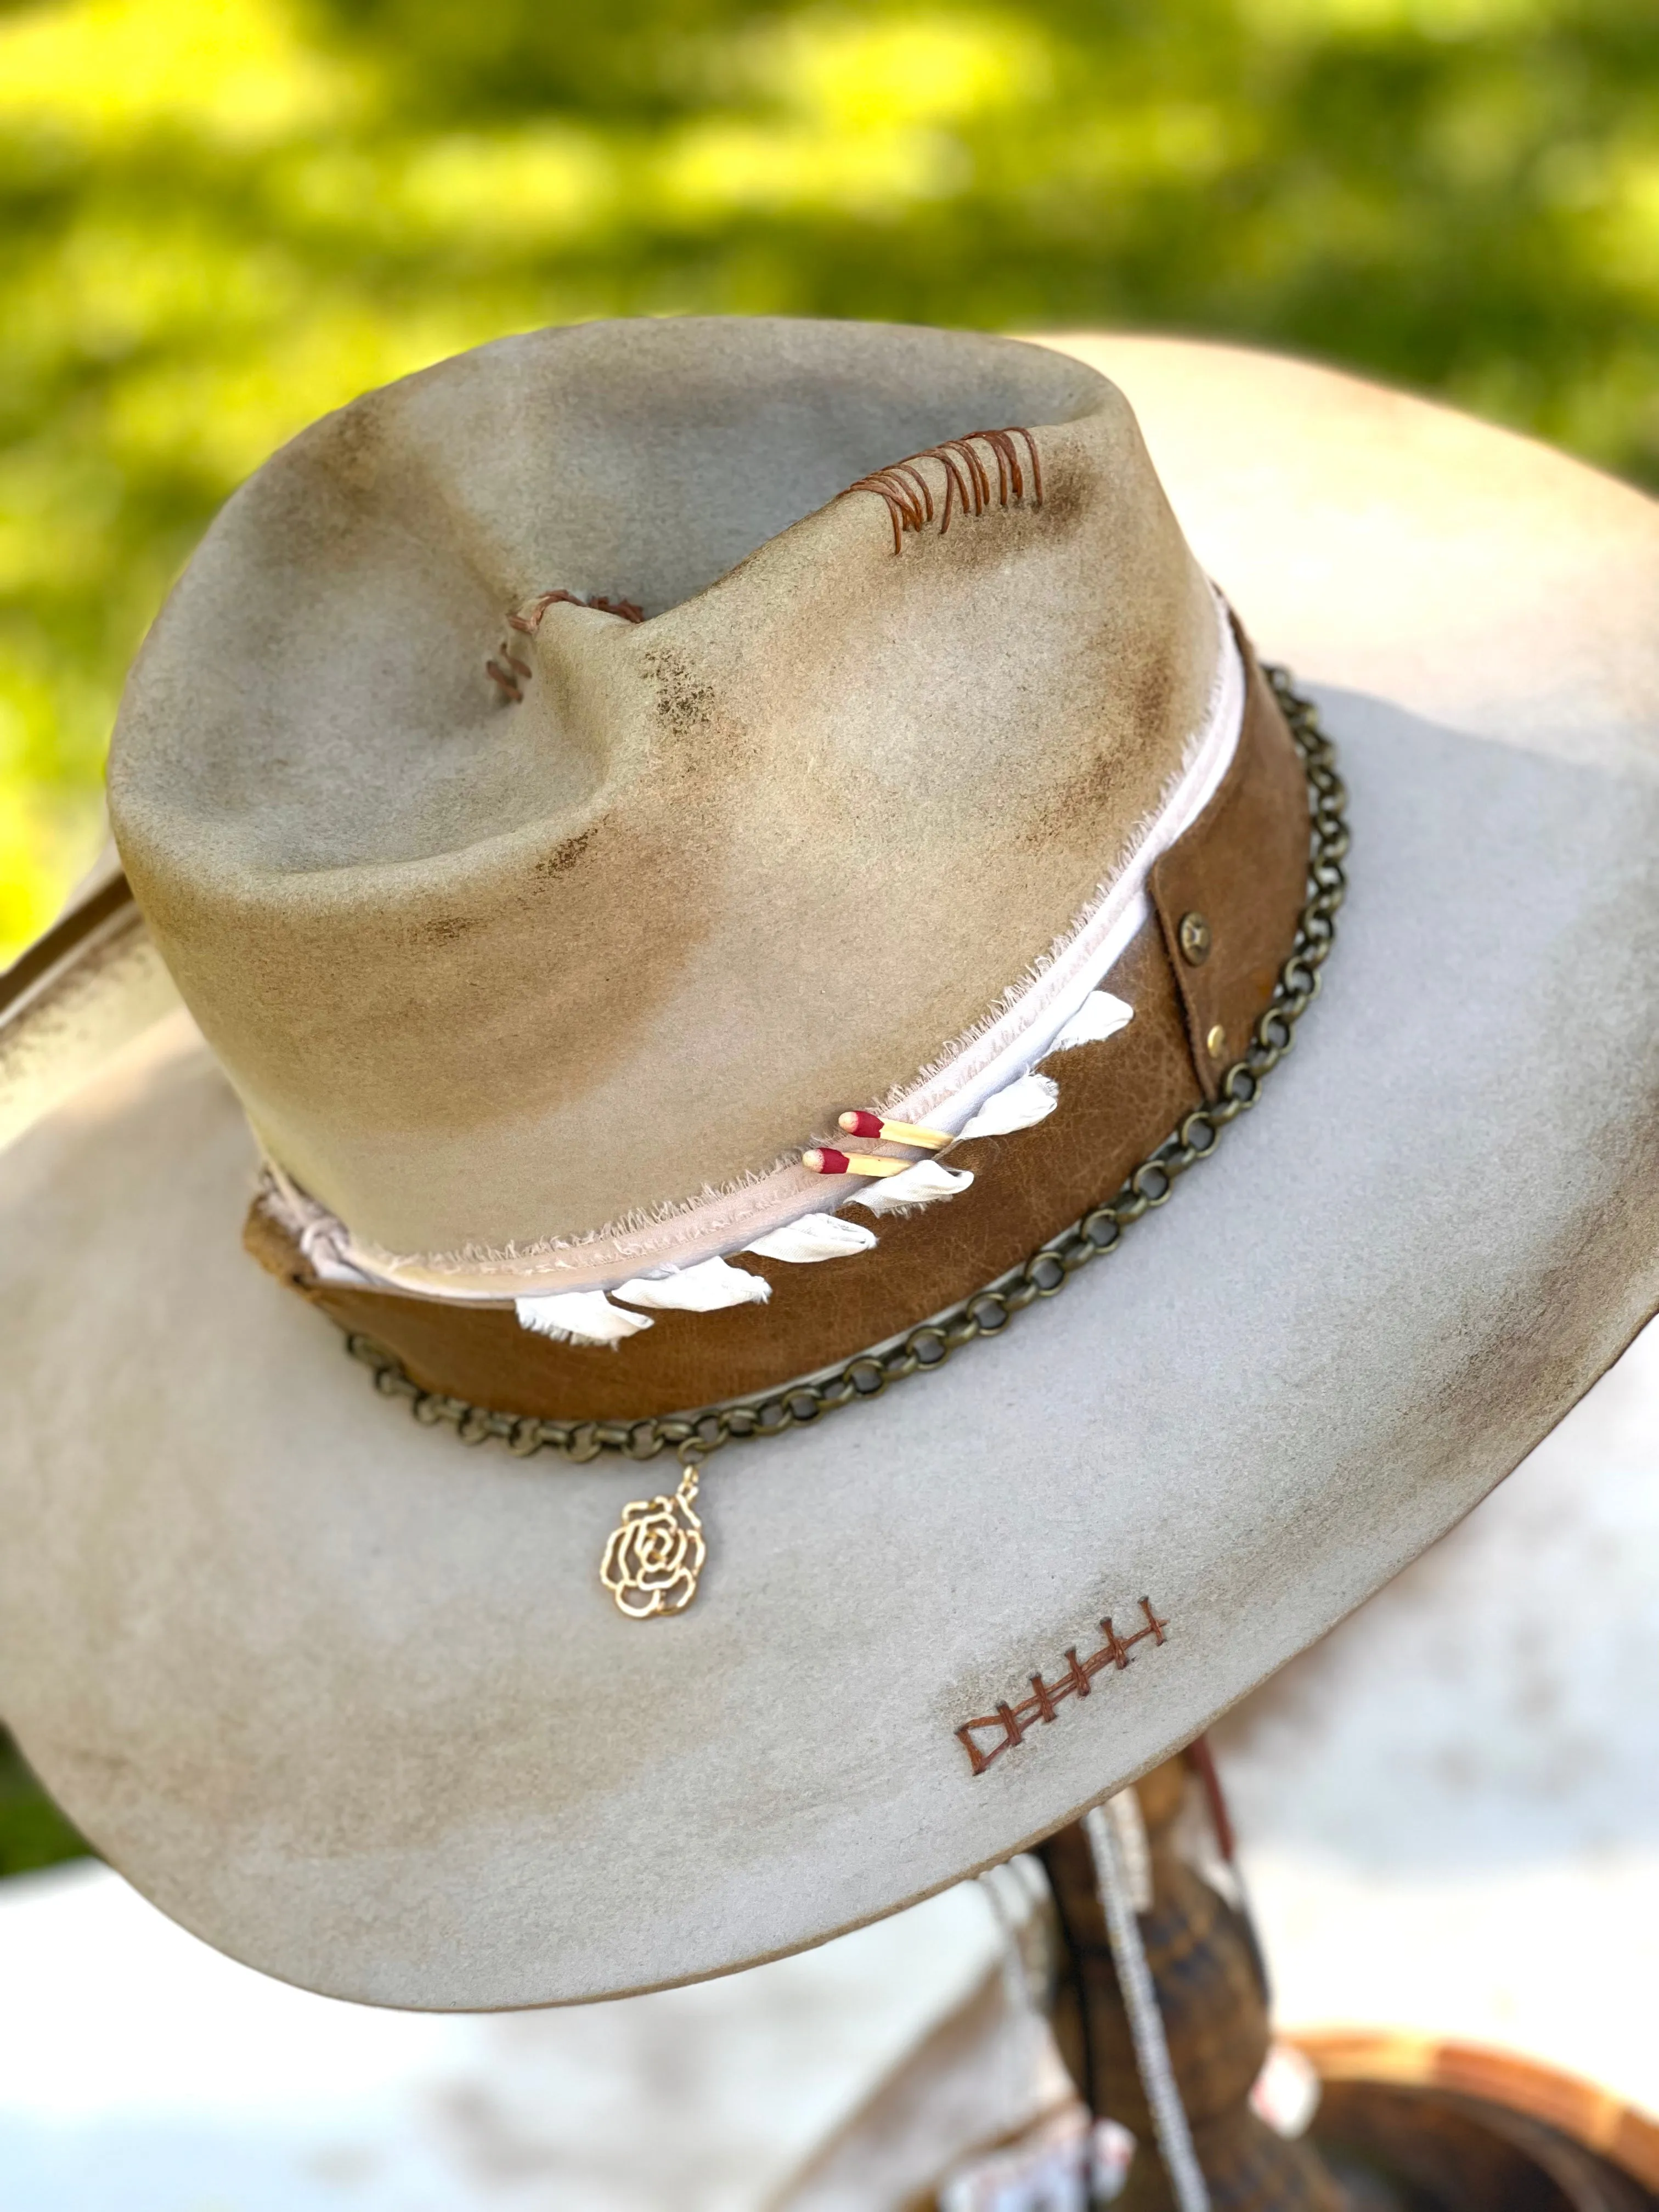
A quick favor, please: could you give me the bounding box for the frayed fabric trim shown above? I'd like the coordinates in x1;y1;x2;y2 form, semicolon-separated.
255;970;1142;1312
259;592;1235;1304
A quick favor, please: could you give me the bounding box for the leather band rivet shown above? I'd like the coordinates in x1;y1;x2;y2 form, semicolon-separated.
1178;911;1212;966
1206;1023;1227;1060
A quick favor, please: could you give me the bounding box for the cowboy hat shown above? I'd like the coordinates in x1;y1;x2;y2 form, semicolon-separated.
1;321;1655;2008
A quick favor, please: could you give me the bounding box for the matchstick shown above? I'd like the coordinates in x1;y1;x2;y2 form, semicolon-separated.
837;1110;951;1149
802;1148;912;1178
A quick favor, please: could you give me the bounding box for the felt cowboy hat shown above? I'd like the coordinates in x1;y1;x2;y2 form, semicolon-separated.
1;321;1656;2011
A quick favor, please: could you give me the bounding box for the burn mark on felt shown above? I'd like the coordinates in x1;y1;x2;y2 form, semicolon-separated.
414;910;482;946
535;827;596;879
642;646;716;738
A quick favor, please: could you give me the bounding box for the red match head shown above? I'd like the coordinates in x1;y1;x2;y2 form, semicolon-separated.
838;1110;883;1138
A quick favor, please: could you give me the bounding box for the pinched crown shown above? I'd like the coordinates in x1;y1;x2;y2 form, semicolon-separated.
109;318;1220;1281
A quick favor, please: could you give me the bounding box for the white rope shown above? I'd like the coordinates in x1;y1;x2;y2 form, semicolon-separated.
1084;1795;1210;2212
1104;1782;1155;1914
977;1856;1054;2146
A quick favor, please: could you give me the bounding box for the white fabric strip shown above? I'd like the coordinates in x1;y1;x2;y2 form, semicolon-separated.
850;1160;974;1217
743;1214;878;1263
613;1256;771;1312
956;1071;1058;1142
514;1290;652;1346
1049;989;1134;1052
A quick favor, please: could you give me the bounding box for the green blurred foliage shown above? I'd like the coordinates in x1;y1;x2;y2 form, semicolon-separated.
0;1728;89;1877
0;0;1655;962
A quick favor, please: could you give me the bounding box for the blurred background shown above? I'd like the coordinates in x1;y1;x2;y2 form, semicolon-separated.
2;0;1657;973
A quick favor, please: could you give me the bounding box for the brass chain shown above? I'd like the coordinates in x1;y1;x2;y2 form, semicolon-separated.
348;665;1347;1476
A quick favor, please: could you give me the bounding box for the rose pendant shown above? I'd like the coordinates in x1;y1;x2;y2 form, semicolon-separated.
600;1463;706;1617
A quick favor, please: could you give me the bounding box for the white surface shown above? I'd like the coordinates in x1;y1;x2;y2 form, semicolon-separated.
0;1867;1005;2210
1216;1313;1659;2117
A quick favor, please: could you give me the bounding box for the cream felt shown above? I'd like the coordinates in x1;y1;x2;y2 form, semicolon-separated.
0;892;177;1156
1;338;1656;2011
106;321;1219;1278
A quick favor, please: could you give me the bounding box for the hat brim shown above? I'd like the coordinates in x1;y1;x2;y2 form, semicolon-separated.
2;337;1656;2009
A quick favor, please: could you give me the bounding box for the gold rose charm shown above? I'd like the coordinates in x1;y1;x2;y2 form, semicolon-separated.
600;1463;706;1618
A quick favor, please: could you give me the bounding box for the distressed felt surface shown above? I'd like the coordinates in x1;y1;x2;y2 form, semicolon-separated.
0;342;1655;2008
106;320;1215;1262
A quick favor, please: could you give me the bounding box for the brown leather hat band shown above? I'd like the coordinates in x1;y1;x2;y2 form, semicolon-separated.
248;634;1323;1426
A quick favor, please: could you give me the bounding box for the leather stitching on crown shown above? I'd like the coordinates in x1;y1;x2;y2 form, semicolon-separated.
840;427;1043;554
486;588;645;703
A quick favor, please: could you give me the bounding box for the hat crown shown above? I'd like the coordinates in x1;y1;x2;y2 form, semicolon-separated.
109;318;1219;1262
